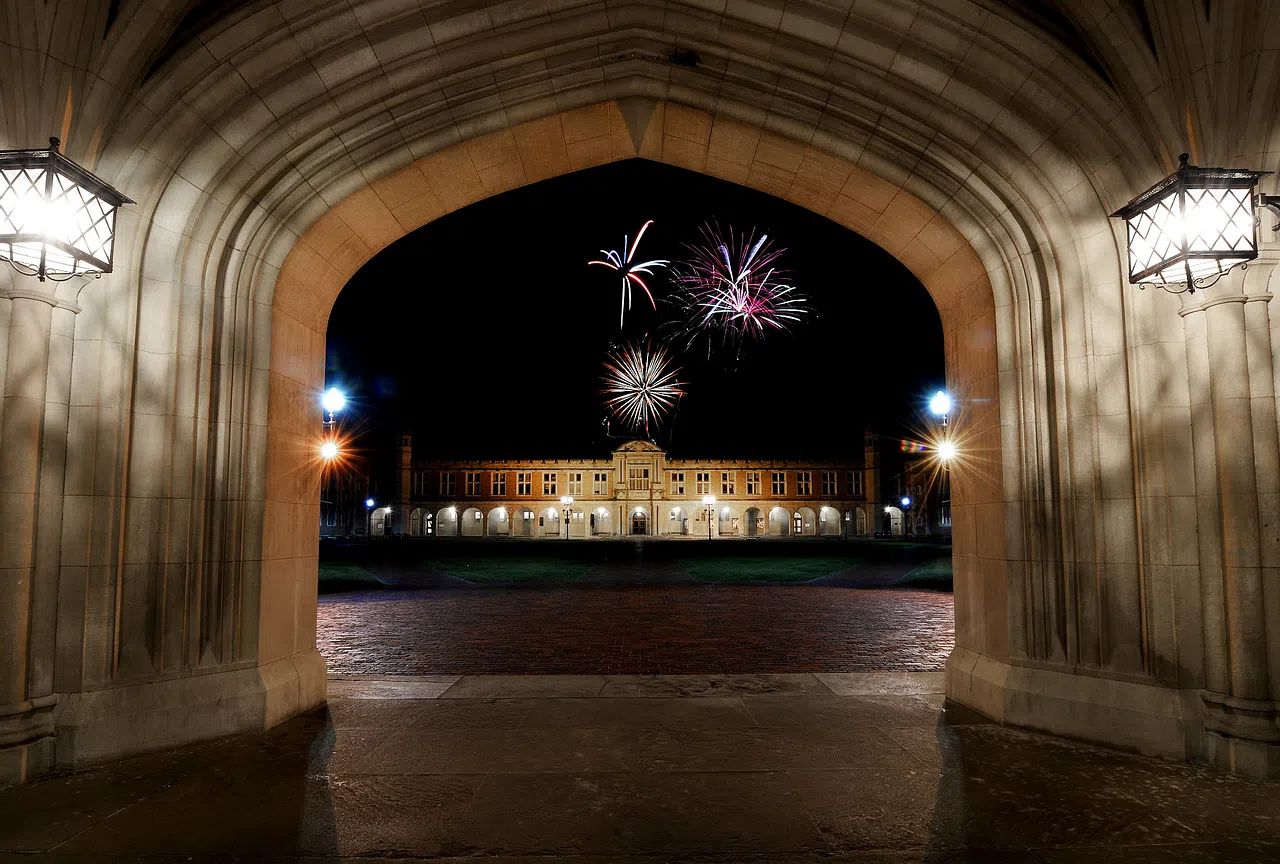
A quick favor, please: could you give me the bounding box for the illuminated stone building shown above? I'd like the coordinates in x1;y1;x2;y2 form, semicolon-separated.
381;434;948;540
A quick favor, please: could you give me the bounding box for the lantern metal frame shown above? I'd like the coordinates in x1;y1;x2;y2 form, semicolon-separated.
0;137;134;282
1111;153;1273;294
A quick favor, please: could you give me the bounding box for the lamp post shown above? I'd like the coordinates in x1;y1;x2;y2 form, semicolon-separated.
560;495;574;540
365;498;375;537
1111;153;1278;294
702;495;715;540
900;496;912;538
0;137;134;282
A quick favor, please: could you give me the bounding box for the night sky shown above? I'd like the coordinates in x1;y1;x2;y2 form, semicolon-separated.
325;159;943;462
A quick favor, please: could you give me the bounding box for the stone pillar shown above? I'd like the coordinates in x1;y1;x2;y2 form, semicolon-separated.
0;272;79;785
1182;260;1280;779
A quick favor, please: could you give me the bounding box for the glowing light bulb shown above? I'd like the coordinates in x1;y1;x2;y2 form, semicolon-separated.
319;441;339;460
322;387;345;414
929;391;951;417
936;439;957;462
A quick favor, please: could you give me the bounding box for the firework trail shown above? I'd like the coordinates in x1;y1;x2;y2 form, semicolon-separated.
589;220;670;328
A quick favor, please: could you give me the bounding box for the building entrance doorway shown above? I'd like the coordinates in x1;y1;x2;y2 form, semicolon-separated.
631;511;648;535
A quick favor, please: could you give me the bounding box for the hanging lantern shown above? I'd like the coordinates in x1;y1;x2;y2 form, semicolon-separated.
0;137;133;282
1111;154;1272;293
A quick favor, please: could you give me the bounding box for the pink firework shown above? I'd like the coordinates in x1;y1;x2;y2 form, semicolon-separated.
601;341;685;435
589;220;670;328
673;224;808;353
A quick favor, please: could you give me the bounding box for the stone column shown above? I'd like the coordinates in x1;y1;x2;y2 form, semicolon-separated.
0;272;79;785
1182;259;1280;779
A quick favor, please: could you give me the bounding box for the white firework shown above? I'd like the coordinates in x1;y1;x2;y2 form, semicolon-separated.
601;341;685;434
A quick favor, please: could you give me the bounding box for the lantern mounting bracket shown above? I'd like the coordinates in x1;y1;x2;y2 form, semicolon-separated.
1257;194;1280;231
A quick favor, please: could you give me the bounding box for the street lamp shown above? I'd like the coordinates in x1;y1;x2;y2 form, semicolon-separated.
319;440;339;460
560;495;574;539
365;498;375;537
702;495;716;540
929;390;951;426
901;496;912;537
322;387;345;426
1111;153;1279;294
0;137;133;281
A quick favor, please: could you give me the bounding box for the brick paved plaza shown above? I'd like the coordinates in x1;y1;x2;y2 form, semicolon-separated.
317;585;955;675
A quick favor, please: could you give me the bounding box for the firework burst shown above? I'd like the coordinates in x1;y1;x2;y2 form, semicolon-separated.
601;341;685;435
671;224;808;355
589;220;670;328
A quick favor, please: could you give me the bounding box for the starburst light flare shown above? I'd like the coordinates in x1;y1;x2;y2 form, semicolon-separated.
672;224;809;356
600;341;686;435
589;220;670;328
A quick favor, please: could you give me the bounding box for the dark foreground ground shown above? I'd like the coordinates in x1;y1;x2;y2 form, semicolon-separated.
4;672;1277;862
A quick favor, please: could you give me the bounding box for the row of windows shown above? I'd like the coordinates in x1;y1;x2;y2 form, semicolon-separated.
414;469;866;498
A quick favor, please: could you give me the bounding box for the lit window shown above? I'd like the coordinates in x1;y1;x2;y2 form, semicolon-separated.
465;471;481;496
440;472;455;496
593;471;609;495
722;472;735;495
746;471;760;495
543;472;557;496
670;472;685;495
492;472;506;496
628;466;651;490
696;472;711;495
771;472;786;496
517;472;532;496
567;472;583;496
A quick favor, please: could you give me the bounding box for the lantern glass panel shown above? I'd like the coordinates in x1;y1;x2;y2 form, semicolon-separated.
0;148;126;280
1115;161;1267;290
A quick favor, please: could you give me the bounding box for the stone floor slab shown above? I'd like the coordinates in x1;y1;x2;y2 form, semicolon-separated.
816;671;945;695
519;695;757;728
600;672;830;697
440;674;610;698
2;675;1276;862
327;675;460;699
454;771;829;855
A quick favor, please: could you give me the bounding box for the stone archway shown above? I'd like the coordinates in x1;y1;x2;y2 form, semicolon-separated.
14;0;1273;784
263;102;1004;709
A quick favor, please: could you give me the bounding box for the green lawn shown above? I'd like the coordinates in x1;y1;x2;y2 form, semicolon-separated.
420;556;593;583
680;556;857;583
898;556;954;590
317;561;385;591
